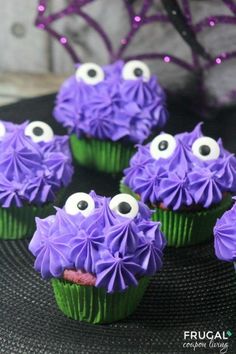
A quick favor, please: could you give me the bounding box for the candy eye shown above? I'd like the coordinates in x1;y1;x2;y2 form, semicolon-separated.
64;192;95;217
75;63;105;85
0;122;6;138
122;60;151;82
25;121;54;143
109;193;139;219
192;137;220;161
150;133;177;160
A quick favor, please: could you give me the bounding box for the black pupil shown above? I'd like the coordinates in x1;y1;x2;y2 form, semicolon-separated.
77;200;88;210
87;69;97;78
134;67;143;77
158;140;168;151
32;127;44;136
199;145;211;156
118;202;132;214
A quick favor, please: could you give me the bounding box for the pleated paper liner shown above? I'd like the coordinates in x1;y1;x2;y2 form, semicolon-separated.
70;134;135;174
119;179;139;198
0;189;66;240
152;194;232;247
120;181;233;247
51;276;150;324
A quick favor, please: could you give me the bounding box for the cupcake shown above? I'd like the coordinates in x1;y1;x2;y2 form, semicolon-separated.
0;120;73;240
29;191;166;323
53;60;168;173
121;123;235;247
214;200;236;270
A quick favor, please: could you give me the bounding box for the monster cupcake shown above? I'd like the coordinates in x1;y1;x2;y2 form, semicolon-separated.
214;200;236;270
54;60;168;173
29;191;166;323
121;123;235;247
0;120;73;240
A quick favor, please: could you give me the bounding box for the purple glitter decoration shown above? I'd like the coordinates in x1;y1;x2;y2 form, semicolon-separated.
35;0;236;76
35;0;236;105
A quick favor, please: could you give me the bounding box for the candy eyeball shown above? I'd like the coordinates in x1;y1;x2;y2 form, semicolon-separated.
192;137;220;161
24;121;54;143
0;122;6;138
122;60;151;82
64;192;95;217
75;63;105;85
109;193;139;219
150;133;177;160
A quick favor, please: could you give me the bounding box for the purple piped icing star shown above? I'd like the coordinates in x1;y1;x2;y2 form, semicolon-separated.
214;203;236;262
95;251;142;293
53;60;168;143
124;123;236;210
29;191;166;293
0;120;73;207
32;216;73;279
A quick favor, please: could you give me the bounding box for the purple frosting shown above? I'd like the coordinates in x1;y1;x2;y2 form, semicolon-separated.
0;120;73;207
30;215;73;278
53;60;168;143
29;191;166;293
124;123;236;210
214;201;236;262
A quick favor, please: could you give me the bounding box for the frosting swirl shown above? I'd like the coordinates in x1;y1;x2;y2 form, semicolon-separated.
133;164;167;204
29;191;166;293
136;221;165;276
159;171;192;210
69;227;104;274
124;124;236;210
95;251;142;293
0;120;73;207
214;204;236;262
54;60;168;143
29;216;73;278
188;167;225;208
106;219;140;255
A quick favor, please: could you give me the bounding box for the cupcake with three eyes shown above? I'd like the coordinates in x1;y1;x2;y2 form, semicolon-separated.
214;199;236;271
0;120;73;240
29;191;166;323
121;123;235;247
53;60;168;173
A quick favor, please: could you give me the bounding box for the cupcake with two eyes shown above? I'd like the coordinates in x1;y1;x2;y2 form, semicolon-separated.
29;191;166;324
213;199;236;271
53;60;168;173
0;120;73;240
121;123;235;247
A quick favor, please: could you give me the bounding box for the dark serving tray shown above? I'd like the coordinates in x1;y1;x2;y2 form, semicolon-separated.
0;94;235;353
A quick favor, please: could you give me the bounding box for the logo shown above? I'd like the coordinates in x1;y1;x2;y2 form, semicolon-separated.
182;330;232;353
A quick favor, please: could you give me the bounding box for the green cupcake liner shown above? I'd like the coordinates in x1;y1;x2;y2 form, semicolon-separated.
119;179;139;198
70;135;135;174
120;181;232;247
152;194;232;247
0;189;65;240
51;277;150;324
